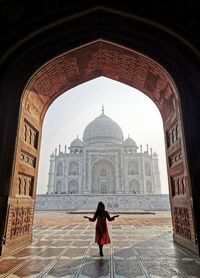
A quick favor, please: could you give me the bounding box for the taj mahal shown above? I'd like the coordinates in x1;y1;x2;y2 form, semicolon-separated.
47;107;161;195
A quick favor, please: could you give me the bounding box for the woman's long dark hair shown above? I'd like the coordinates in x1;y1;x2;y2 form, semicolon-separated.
95;201;105;217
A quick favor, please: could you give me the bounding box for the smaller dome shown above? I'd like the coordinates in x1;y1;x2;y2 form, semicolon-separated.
153;152;158;157
70;137;83;148
124;137;137;147
50;153;55;158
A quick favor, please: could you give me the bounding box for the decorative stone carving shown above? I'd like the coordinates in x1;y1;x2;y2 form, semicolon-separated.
10;207;32;240
20;150;36;168
171;174;185;196
17;173;34;197
144;69;160;92
23;120;38;149
90;153;115;165
24;90;44;122
23;41;179;121
158;84;176;121
169;151;182;167
166;123;179;148
174;207;191;240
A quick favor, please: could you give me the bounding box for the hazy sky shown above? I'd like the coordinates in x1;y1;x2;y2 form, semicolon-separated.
37;77;169;194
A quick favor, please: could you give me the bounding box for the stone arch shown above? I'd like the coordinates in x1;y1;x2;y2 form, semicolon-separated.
69;161;79;175
56;181;62;194
146;181;153;194
68;180;79;194
128;161;139;175
145;162;151;176
100;169;107;177
129;179;140;194
2;39;197;255
92;159;115;193
56;162;63;176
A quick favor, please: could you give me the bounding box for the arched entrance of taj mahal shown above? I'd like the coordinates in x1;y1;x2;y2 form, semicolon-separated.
0;7;200;257
0;40;197;256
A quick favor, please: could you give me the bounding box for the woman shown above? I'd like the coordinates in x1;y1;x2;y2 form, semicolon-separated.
84;202;119;257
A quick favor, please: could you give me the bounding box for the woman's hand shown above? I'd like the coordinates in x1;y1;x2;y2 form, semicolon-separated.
83;216;89;219
114;215;119;218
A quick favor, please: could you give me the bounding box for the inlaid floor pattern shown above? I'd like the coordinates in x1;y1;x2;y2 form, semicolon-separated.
0;211;200;278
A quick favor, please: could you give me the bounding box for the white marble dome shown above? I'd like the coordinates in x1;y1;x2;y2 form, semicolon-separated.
83;110;123;145
70;137;83;147
124;137;137;147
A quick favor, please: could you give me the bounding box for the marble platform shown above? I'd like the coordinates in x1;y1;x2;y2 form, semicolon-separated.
35;194;170;211
0;211;200;278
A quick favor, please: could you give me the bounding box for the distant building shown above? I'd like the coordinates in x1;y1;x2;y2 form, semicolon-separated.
47;108;161;194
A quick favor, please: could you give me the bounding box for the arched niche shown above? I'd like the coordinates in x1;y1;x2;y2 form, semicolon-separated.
69;161;79;176
129;179;140;194
68;180;79;194
91;158;115;193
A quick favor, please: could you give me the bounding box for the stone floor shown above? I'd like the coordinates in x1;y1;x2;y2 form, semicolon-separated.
0;211;200;278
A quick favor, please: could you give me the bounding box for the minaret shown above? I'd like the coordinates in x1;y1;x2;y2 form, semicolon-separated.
140;144;145;193
146;144;149;154
152;152;161;194
47;153;55;194
102;104;104;115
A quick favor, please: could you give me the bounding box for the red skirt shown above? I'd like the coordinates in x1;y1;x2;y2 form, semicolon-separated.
95;218;110;245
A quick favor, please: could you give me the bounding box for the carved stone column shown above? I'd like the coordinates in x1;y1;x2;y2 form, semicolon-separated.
1;90;43;255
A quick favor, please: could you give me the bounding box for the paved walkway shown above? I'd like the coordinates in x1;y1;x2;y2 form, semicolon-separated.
0;211;200;278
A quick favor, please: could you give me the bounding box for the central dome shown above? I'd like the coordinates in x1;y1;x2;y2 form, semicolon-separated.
83;109;123;145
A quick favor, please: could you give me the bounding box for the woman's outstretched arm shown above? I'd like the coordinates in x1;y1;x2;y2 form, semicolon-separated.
83;213;97;222
105;211;119;221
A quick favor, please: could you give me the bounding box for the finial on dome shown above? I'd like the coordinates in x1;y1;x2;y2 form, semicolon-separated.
77;134;79;139
102;105;104;115
128;134;130;138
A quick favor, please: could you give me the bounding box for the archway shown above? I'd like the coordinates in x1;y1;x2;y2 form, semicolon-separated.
129;179;140;194
146;181;153;194
55;180;62;194
69;161;79;176
0;40;198;256
68;180;79;194
91;159;115;193
128;161;139;175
